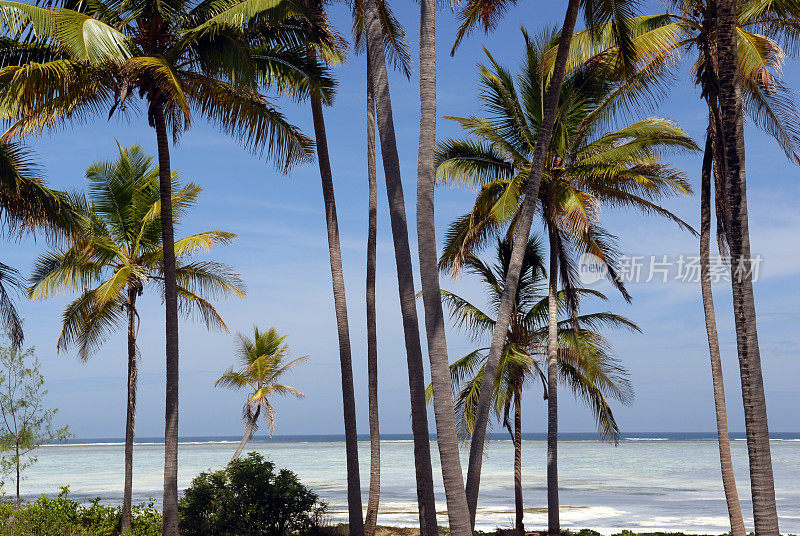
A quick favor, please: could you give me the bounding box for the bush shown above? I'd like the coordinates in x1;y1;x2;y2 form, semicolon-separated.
0;486;162;536
179;452;326;536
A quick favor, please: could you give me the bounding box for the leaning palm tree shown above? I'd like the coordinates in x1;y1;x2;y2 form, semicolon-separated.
436;29;695;534
0;142;74;348
215;326;308;461
554;4;800;531
27;144;245;532
0;3;332;531
432;237;635;536
441;3;641;529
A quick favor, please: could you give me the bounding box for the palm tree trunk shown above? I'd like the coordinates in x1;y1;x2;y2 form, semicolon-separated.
364;55;381;536
513;388;524;536
232;412;258;462
465;0;580;522
122;290;138;534
546;228;560;536
716;2;779;534
309;91;365;536
153;106;180;536
416;0;471;535
700;126;746;536
363;0;438;533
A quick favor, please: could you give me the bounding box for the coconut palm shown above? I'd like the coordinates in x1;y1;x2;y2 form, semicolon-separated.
0;142;74;348
361;0;439;533
27;144;245;531
414;0;473;531
441;3;641;528
351;2;412;531
555;4;800;531
436;29;695;533
430;237;635;535
215;326;307;461
0;3;332;530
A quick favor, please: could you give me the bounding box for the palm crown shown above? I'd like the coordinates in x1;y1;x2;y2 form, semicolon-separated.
216;326;307;437
0;0;337;167
27;144;245;358
0;141;76;347
436;28;697;300
435;237;636;440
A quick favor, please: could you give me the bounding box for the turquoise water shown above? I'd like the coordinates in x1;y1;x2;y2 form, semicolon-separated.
20;437;800;534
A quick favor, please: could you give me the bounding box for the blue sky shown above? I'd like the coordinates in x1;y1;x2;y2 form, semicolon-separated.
5;1;799;439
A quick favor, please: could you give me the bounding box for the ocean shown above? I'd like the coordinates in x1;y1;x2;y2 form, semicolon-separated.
21;433;800;534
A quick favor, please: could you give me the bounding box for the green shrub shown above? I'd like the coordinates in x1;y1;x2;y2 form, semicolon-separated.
0;486;161;536
179;452;326;536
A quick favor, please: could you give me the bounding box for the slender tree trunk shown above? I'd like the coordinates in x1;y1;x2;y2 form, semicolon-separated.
465;0;580;522
716;2;779;535
545;228;560;536
231;412;258;462
364;55;381;536
700;126;746;536
153;107;180;536
122;290;138;534
15;440;20;506
364;0;438;533
309;91;365;536
416;0;471;535
513;388;524;536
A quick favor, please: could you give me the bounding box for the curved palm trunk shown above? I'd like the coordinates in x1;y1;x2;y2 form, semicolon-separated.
363;0;438;533
700;127;746;536
416;0;471;535
153;107;180;536
545;229;559;536
513;388;524;536
122;290;138;533
309;92;365;536
231;405;261;462
364;55;381;536
465;0;581;523
716;2;779;534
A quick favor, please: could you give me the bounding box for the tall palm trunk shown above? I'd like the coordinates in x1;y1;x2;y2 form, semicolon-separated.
545;227;560;536
416;0;471;535
364;55;381;536
309;92;365;536
363;0;438;533
153;106;180;536
513;388;524;536
122;289;138;533
232;404;261;462
700;126;746;536
464;0;581;522
15;440;20;506
716;2;779;534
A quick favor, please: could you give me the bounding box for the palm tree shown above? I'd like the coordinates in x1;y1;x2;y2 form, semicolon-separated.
556;4;800;531
352;3;412;531
300;6;366;531
440;3;641;527
0;142;74;348
415;0;472;532
351;4;412;530
436;29;695;533
0;3;333;531
717;1;779;534
361;0;438;533
215;326;308;461
27;144;245;532
431;237;635;535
